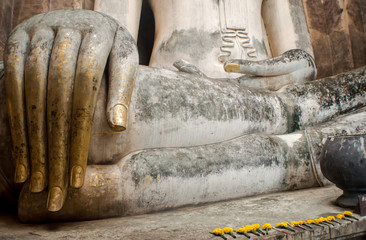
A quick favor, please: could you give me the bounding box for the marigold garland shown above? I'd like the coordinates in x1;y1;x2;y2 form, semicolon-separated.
209;212;360;238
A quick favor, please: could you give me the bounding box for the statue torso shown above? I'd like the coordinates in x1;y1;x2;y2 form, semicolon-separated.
149;0;270;78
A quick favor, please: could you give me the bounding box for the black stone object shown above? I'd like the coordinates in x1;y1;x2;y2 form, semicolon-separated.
320;135;366;208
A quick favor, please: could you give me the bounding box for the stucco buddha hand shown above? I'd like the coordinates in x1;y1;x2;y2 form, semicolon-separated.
4;9;138;212
224;49;317;90
174;49;316;91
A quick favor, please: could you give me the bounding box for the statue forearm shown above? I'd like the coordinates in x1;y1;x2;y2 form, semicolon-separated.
262;0;314;58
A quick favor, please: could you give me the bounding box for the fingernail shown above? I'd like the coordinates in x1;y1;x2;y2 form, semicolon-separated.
70;165;84;188
30;171;45;193
14;164;27;183
225;62;240;72
109;104;127;131
47;187;63;212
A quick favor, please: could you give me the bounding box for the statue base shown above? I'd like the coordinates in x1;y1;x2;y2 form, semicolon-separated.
2;185;365;239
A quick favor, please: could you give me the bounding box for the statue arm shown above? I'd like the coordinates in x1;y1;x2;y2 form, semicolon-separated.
94;0;143;41
261;0;313;57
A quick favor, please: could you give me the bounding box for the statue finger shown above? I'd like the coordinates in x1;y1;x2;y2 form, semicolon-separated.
173;59;207;77
224;49;315;77
25;27;54;193
47;28;82;212
69;31;114;189
106;26;138;132
4;30;30;183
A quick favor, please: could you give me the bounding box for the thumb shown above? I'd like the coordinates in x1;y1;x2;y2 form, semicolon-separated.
107;26;139;131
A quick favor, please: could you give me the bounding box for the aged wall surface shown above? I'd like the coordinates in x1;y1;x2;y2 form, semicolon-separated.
302;0;366;78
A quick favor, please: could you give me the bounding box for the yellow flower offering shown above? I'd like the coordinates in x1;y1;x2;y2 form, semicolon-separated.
236;227;251;238
318;217;335;226
276;222;288;228
251;223;265;236
244;225;253;232
212;228;224;235
243;225;261;236
262;223;273;230
276;222;296;232
222;227;236;238
223;227;233;234
291;220;308;230
291;221;299;226
298;220;312;229
307;219;315;224
211;228;228;240
327;215;341;225
315;217;327;223
252;224;260;230
336;214;344;219
343;211;359;220
262;223;273;235
343;211;353;216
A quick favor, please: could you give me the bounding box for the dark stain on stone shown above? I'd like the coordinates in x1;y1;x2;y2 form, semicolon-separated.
134;67;291;141
288;0;312;51
252;37;268;59
286;68;366;128
158;29;221;61
130;133;287;185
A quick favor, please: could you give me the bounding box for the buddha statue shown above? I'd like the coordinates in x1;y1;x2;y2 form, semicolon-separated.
0;0;365;222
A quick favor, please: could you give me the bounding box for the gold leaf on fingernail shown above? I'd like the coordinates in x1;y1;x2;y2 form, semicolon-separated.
47;187;63;212
30;171;45;193
225;62;240;72
14;164;27;183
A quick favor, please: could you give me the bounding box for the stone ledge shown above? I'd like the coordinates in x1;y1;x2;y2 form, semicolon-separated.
0;185;365;239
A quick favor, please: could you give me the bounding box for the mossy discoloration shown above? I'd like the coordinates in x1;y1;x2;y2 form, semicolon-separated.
135;67;287;133
158;29;221;61
129;134;289;185
285;67;366;129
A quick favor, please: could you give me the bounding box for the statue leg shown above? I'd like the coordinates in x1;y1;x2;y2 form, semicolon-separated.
88;65;366;164
17;107;366;222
